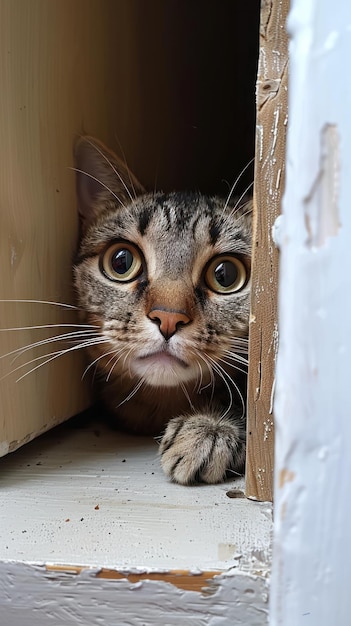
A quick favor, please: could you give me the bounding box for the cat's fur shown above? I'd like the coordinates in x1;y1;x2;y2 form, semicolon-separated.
74;137;252;485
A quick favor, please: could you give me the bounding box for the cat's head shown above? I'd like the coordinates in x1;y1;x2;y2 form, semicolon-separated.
74;137;251;389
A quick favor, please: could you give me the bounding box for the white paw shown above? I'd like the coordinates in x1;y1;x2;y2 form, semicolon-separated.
159;413;245;485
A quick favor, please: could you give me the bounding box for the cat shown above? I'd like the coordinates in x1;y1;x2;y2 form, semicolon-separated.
73;136;252;485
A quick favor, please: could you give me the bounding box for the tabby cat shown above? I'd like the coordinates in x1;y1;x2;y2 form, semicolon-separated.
74;137;252;485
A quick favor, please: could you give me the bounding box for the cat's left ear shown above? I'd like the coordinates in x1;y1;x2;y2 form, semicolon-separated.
74;136;145;224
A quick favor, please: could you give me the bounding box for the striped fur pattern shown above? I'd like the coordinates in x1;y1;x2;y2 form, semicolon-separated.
74;137;252;485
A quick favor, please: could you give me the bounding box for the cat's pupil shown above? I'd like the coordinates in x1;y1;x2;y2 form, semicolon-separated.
214;261;238;287
111;249;133;274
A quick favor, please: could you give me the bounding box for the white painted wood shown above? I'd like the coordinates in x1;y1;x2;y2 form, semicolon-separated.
0;423;271;570
0;422;271;624
271;0;351;624
0;562;269;626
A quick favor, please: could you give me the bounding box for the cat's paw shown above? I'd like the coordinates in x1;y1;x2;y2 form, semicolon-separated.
159;413;245;485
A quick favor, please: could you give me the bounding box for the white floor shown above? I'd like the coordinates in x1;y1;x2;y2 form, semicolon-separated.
0;418;272;573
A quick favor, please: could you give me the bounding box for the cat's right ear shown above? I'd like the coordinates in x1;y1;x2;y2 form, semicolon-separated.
74;136;145;224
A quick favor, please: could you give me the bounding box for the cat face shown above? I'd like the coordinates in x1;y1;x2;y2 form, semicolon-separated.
74;138;251;391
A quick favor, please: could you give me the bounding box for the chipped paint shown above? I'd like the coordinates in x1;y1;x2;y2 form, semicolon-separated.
278;469;295;489
0;561;270;625
304;124;340;248
0;423;272;624
263;416;274;441
270;106;280;155
46;565;221;593
257;123;264;160
272;215;287;250
269;379;276;415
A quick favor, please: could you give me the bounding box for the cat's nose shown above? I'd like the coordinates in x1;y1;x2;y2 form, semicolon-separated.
148;308;191;340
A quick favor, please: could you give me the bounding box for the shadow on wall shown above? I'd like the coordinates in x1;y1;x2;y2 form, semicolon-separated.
106;0;260;197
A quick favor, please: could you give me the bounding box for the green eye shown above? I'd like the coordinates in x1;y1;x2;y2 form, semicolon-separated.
101;242;143;282
205;255;247;294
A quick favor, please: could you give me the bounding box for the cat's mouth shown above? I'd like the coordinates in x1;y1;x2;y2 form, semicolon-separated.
138;350;188;369
131;349;194;387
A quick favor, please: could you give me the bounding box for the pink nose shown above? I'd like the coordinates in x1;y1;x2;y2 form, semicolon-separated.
148;309;191;340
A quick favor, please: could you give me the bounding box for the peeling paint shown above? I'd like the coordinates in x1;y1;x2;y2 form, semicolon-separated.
275;167;282;189
263;417;274;441
268;323;279;358
0;561;270;625
304;124;340;249
46;564;221;593
0;422;272;615
257;124;264;161
269;379;276;415
270;106;280;155
278;469;295;489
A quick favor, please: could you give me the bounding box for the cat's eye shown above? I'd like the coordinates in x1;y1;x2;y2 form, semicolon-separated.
204;255;247;294
101;242;143;282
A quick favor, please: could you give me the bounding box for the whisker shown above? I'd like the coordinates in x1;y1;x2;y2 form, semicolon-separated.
120;345;136;379
85;137;134;203
4;330;99;363
225;340;249;350
206;354;243;420
117;377;144;407
0;323;98;332
226;467;244;478
223;350;249;367
214;358;246;421
191;351;212;394
16;338;110;383
69;167;127;209
235;204;253;222
224;346;248;355
113;134;138;201
226;181;254;218
225;346;248;354
222;356;248;370
191;350;216;401
217;356;247;376
0;299;78;309
178;378;195;412
222;157;255;214
193;357;204;393
0;337;109;383
227;336;248;344
106;348;127;382
81;348;118;380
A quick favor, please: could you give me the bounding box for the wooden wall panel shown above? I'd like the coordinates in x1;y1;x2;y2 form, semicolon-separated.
0;0;137;454
246;0;289;501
